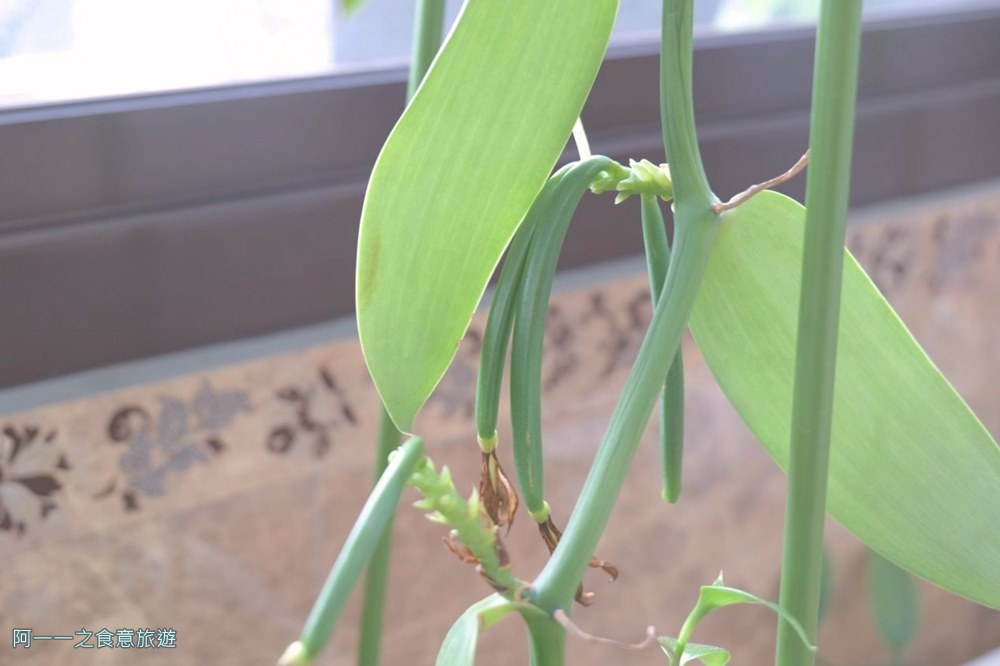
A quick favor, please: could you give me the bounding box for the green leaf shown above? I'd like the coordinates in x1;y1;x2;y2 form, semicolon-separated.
688;191;1000;608
687;574;813;651
436;594;545;666
868;550;919;654
664;573;813;666
357;0;620;432
659;637;731;666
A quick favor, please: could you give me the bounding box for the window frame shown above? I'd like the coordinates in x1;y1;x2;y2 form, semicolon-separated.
1;5;999;387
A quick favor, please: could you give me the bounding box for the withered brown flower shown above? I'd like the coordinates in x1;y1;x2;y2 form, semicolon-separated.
478;449;519;532
537;514;619;606
443;528;513;594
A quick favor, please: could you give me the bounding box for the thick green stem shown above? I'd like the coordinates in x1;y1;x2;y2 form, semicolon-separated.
524;612;567;666
357;407;400;666
659;0;714;207
529;217;716;611
775;3;863;666
406;0;446;100
359;4;445;663
528;0;718;615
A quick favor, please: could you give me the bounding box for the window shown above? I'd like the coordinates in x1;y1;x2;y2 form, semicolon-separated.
1;1;999;387
3;0;994;109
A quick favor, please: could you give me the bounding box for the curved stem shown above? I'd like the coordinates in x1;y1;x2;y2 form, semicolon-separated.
510;158;612;515
475;214;538;442
660;0;715;208
775;3;863;666
641;194;685;503
296;438;425;661
529;0;719;614
528;217;716;611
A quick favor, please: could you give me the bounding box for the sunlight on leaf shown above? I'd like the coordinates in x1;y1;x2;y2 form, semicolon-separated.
357;0;619;431
689;191;1000;609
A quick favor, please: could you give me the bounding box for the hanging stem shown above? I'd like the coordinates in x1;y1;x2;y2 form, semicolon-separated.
775;3;863;666
528;0;718;616
641;194;686;503
358;4;445;664
527;219;715;612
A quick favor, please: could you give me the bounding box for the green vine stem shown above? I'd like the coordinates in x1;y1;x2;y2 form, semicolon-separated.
475;218;537;446
774;3;864;666
510;158;615;516
357;407;400;666
641;194;686;503
282;438;425;666
529;0;718;616
359;3;445;663
659;1;714;208
525;610;567;666
528;215;716;613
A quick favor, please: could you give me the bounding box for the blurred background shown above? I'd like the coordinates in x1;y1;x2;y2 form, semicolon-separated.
1;1;999;664
0;0;986;108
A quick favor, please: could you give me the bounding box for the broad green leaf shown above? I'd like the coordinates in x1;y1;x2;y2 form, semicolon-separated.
659;637;731;666
436;594;545;666
689;191;1000;608
357;0;619;431
868;550;919;654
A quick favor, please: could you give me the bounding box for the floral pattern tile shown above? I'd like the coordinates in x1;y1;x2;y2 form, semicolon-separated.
2;187;1000;665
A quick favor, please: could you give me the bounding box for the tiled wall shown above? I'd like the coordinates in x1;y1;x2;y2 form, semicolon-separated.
2;185;999;665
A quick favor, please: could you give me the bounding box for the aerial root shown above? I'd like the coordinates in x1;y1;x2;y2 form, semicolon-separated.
714;150;809;214
552;609;656;651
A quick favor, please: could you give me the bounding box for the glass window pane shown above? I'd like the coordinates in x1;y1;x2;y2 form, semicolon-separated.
1;0;997;110
615;0;1000;42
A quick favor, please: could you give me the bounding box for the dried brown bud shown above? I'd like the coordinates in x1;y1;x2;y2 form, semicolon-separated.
443;532;478;564
442;528;514;594
479;450;519;532
589;556;619;582
537;514;619;606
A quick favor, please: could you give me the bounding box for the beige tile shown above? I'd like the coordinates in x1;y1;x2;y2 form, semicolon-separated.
3;187;1000;665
